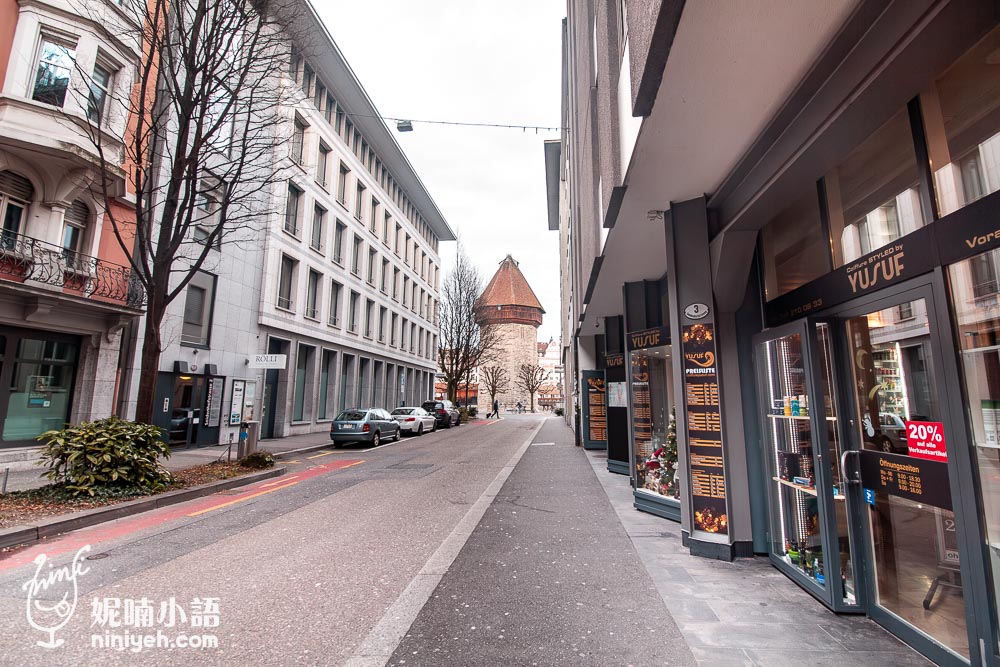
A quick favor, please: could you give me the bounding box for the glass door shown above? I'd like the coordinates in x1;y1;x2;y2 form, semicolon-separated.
755;323;837;606
839;288;971;663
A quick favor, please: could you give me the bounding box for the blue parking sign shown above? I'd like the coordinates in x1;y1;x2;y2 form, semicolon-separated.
863;488;876;507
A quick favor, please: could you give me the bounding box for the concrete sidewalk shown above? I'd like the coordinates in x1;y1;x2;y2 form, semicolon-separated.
0;429;332;494
585;444;929;665
389;416;928;666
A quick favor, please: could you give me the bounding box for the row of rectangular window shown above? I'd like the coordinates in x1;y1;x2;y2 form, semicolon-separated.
294;347;433;422
284;184;439;320
276;254;436;359
287;49;440;255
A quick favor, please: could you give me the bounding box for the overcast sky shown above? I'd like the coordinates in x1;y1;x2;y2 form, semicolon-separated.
316;1;566;343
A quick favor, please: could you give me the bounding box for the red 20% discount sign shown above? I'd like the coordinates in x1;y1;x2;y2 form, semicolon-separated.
906;421;947;461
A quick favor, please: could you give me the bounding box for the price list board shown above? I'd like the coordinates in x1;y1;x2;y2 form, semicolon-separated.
682;323;729;535
630;354;652;458
581;370;607;450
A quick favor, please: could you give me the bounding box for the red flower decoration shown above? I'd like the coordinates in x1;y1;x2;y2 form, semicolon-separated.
646;460;661;470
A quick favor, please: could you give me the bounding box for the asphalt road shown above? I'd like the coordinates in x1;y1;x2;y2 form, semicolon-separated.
0;415;693;666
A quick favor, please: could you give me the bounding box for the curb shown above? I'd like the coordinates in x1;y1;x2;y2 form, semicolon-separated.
269;441;338;459
0;466;286;551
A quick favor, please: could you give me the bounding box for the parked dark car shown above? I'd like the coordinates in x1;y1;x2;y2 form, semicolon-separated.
330;408;401;447
421;400;460;428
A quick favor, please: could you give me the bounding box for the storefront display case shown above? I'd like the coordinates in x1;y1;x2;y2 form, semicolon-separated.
628;340;679;521
753;321;861;612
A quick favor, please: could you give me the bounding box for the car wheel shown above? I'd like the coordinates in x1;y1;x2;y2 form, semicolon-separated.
417;423;423;436
372;431;380;448
430;420;436;432
879;436;893;453
444;417;451;429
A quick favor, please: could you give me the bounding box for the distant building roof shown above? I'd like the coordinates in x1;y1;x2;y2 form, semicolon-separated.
479;255;544;312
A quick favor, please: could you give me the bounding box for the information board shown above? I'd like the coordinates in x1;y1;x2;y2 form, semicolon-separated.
581;370;607;450
858;450;952;511
230;380;246;425
205;376;224;428
682;323;728;535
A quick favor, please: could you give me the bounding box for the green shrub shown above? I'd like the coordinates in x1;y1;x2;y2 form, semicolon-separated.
458;407;470;423
239;450;275;469
468;406;478;418
36;417;171;497
555;407;565;416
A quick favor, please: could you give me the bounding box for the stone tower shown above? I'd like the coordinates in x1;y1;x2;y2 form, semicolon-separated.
476;255;544;411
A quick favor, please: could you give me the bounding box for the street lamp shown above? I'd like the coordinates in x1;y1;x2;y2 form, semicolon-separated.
396;120;413;132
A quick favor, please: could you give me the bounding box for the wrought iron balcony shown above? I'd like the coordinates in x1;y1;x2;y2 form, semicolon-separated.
0;230;145;309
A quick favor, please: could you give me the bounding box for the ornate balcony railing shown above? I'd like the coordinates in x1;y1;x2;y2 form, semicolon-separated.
0;230;146;309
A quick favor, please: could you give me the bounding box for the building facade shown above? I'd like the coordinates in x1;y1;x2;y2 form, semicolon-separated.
476;255;545;412
120;0;453;446
553;1;1000;664
0;0;145;449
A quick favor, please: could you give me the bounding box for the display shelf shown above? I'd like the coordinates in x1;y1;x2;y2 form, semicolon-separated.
767;414;837;422
773;477;846;501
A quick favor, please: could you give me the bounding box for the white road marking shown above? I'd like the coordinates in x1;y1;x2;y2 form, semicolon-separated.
344;419;545;667
530;442;556;446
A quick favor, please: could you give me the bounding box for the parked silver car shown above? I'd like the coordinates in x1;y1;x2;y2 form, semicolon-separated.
330;408;401;447
391;407;437;436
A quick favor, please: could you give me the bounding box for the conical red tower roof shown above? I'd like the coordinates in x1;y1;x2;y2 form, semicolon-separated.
476;255;544;327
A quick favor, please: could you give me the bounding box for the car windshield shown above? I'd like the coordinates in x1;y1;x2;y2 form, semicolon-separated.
423;402;442;410
336;410;367;421
392;408;413;415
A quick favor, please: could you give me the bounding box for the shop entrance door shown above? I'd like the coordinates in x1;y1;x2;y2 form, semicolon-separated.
836;286;971;664
169;375;204;447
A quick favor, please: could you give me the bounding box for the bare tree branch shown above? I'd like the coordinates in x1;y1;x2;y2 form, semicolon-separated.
479;366;510;409
74;0;304;422
515;364;548;414
436;244;501;403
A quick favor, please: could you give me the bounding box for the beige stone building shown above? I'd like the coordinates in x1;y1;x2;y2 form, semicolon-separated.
475;256;544;412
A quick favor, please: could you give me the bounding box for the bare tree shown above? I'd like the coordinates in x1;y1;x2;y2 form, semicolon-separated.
79;0;299;423
515;364;548;413
480;365;510;409
437;245;501;402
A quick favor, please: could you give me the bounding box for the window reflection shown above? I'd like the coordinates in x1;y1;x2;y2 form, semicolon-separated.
921;25;1000;217
825;109;926;267
949;250;1000;654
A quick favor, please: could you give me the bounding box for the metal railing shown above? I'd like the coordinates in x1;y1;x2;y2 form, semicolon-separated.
0;230;145;308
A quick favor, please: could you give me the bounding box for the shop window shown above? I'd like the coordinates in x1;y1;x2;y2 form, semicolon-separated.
760;189;829;300
181;270;216;347
32;38;76;107
630;345;677;500
292;344;314;422
318;349;336;420
825;108;926;267
949;250;1000;652
3;336;77;443
922;25;1000;217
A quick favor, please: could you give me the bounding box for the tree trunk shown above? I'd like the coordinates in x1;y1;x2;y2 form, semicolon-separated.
529;393;535;413
133;311;163;424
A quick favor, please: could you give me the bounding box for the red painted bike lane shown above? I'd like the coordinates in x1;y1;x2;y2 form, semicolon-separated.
0;458;363;573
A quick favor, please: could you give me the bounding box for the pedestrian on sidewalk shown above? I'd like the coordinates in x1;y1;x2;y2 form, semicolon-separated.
492;399;499;419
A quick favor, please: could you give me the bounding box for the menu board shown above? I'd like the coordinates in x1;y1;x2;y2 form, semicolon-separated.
205;376;224;428
630;353;652;458
682;323;729;535
581;370;607;449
